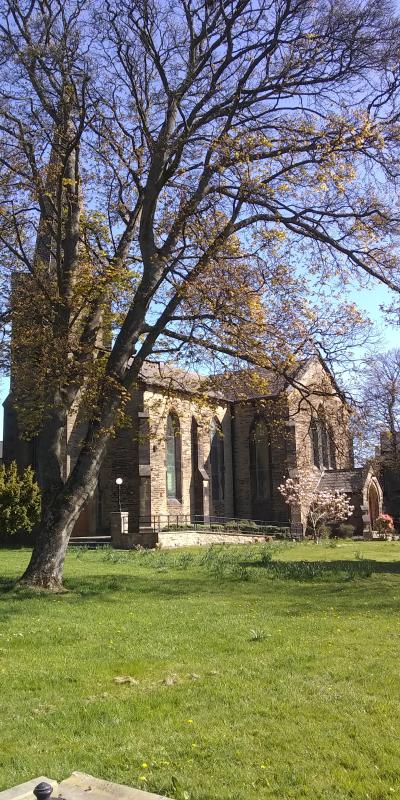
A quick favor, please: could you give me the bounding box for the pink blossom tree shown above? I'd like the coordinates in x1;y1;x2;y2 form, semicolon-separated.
278;476;354;542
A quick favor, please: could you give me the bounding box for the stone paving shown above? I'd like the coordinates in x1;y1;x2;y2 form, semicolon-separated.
0;773;172;800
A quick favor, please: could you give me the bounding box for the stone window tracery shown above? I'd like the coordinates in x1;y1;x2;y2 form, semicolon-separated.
310;411;336;470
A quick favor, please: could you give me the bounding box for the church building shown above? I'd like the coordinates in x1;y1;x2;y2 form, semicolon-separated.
3;354;383;544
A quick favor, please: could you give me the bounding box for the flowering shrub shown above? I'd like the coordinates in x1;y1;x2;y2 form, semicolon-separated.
375;514;394;537
278;475;354;542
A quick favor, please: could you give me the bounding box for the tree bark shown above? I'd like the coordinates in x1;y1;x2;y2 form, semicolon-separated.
19;505;78;590
19;381;123;589
19;444;102;589
19;448;103;589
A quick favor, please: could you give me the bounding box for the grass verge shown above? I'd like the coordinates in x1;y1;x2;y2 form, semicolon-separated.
1;541;400;800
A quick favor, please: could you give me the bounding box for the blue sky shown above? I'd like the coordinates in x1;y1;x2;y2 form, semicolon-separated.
0;379;9;432
354;283;399;349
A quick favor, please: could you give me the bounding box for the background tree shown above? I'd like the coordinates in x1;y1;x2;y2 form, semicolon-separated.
0;0;400;587
355;348;400;465
0;462;41;537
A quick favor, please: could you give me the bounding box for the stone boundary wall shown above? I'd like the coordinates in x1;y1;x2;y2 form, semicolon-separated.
158;529;270;548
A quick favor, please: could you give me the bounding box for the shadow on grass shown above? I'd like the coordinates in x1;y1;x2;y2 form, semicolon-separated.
2;570;400;621
244;558;400;579
31;569;400;614
0;577;18;594
2;552;400;615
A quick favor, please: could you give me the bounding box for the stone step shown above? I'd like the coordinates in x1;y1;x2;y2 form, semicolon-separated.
0;774;172;800
59;771;172;800
0;777;58;800
69;537;111;548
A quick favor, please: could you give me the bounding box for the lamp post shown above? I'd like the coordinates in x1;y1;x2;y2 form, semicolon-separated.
115;477;123;513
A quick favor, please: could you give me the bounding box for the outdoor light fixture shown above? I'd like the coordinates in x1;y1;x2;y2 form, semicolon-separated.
115;477;123;512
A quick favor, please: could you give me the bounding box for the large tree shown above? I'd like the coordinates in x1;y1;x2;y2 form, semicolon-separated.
1;0;400;588
356;348;400;464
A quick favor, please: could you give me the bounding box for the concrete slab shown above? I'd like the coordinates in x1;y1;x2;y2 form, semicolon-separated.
59;772;172;800
0;778;58;800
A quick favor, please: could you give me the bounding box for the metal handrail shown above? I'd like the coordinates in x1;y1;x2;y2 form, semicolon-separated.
138;513;300;537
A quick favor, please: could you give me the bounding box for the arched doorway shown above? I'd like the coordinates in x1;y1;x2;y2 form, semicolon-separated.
368;482;380;530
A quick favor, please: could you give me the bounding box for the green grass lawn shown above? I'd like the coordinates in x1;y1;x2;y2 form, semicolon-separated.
1;541;400;800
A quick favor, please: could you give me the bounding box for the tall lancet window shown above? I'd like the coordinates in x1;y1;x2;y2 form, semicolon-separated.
210;418;225;506
310;418;321;468
166;412;181;499
310;410;336;470
250;418;271;500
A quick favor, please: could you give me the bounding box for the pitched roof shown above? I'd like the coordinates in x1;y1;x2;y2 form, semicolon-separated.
138;355;342;403
138;360;300;401
139;361;213;395
203;366;292;400
319;469;364;493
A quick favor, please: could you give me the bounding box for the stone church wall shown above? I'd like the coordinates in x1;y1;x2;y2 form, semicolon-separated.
2;355;359;541
96;390;142;533
287;360;352;472
232;399;290;523
143;387;234;523
286;360;353;529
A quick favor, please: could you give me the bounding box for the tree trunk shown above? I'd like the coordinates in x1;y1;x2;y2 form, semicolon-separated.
18;295;151;589
19;448;103;589
19;393;117;589
19;502;79;590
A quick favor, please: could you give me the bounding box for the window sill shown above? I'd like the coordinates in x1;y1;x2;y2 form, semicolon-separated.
167;498;183;507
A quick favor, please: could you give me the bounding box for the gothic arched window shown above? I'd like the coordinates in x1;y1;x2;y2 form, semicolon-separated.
210;418;225;505
166;412;181;499
328;427;337;469
310;418;321;468
250;418;271;500
310;411;336;470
